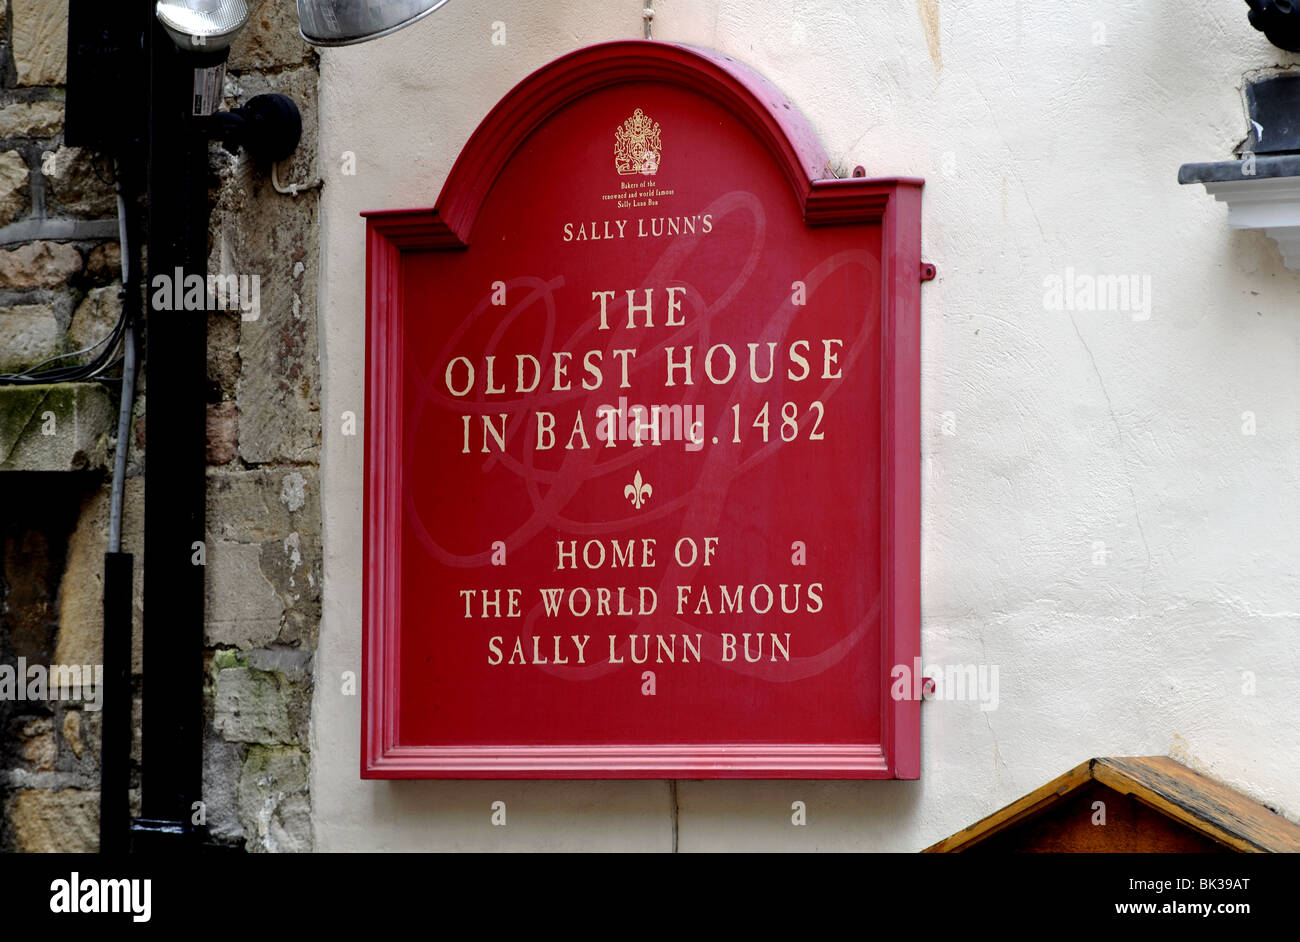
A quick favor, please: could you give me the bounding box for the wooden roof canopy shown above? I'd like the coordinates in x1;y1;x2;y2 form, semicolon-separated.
925;757;1300;853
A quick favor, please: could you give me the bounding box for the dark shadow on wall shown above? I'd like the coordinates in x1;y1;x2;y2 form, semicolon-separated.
0;471;102;851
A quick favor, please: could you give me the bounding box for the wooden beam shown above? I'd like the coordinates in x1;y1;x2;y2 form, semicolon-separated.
1094;757;1300;854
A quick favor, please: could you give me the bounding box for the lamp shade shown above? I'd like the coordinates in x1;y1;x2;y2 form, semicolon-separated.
296;0;450;47
156;0;250;51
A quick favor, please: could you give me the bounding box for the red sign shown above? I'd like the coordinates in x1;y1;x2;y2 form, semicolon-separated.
362;41;923;778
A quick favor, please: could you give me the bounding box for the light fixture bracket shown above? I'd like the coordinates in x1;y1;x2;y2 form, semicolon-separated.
206;93;303;165
296;0;451;46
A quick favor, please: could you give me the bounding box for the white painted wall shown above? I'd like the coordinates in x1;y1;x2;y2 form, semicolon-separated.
312;1;1300;851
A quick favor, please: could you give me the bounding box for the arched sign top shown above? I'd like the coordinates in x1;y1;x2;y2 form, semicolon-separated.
364;40;921;245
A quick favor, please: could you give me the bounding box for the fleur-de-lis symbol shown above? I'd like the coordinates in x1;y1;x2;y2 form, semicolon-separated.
624;470;652;510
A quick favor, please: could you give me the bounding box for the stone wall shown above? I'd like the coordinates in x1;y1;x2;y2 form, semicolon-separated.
202;0;321;855
0;0;321;852
0;0;130;853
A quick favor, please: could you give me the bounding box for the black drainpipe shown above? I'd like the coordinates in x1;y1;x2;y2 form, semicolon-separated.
128;9;213;852
83;1;296;854
98;157;140;853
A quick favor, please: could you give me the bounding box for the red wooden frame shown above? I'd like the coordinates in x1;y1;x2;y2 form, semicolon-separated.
361;41;922;779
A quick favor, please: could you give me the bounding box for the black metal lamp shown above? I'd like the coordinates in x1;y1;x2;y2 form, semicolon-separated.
155;0;250;114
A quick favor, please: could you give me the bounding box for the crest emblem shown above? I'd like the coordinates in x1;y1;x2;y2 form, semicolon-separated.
614;108;662;176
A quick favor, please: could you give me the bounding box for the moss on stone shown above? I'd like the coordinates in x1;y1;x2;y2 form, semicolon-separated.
0;385;49;462
211;648;248;672
0;383;113;471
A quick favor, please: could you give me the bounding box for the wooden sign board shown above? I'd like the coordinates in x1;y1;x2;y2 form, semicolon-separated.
362;41;923;778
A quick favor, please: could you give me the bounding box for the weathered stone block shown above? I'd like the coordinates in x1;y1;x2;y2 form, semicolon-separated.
250;648;312;745
20;717;56;771
0;382;114;472
52;478;145;673
12;0;70;87
214;666;293;744
205;470;321;647
62;709;82;759
257;528;321;647
228;0;312;71
207;309;241;399
237;744;311;852
206;467;320;543
9;788;98;852
0;100;64;137
0;240;83;288
68;283;123;362
280;471;305;511
202;735;246;843
85;242;121;284
131;694;141;765
211;68;320;465
44;146;117;217
205;401;238;465
0;150;30;224
0;304;59;371
206;541;284;649
243;647;312;677
76;708;101;768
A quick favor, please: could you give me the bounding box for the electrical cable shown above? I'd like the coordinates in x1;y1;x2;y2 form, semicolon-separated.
271;158;321;197
0;156;138;547
108;162;138;553
0;301;128;384
0;162;132;386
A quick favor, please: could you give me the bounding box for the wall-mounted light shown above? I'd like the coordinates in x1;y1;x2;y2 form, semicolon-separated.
153;0;301;163
210;94;303;164
155;0;249;51
296;0;451;46
156;0;250;115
